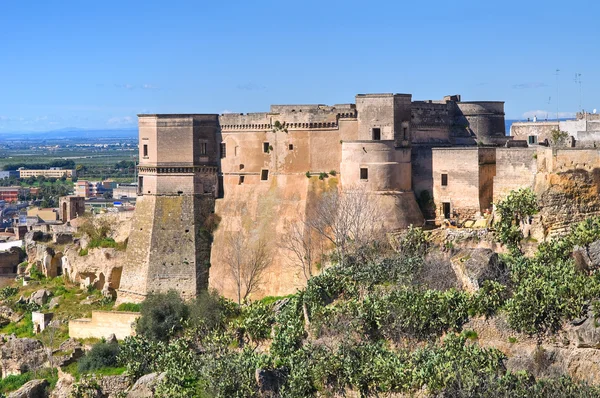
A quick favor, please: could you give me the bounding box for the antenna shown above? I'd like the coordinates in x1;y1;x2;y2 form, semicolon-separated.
574;73;582;111
555;69;560;120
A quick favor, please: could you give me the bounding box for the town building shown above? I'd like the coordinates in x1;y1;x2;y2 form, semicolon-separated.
18;168;76;179
0;187;28;202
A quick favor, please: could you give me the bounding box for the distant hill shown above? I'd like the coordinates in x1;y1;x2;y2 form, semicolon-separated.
0;128;138;142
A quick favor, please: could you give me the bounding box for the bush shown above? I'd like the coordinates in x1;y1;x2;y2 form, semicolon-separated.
0;286;18;300
494;188;538;252
116;303;141;312
187;290;233;334
78;341;120;373
136;290;189;342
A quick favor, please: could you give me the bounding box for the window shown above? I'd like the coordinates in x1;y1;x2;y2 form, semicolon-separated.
261;169;269;181
360;168;368;180
289;144;294;150
403;127;408;140
528;135;538;145
372;128;381;140
239;175;245;185
263;142;270;153
143;144;148;157
220;143;226;158
441;173;448;186
200;142;207;155
138;176;144;195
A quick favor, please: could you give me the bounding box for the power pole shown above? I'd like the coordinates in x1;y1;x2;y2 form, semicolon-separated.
555;69;560;120
574;73;582;112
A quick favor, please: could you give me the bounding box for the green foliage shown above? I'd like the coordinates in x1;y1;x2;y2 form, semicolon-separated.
505;250;599;338
0;312;34;337
187;290;234;335
87;237;120;249
29;265;45;281
0;373;30;394
271;295;306;364
78;248;88;256
242;301;274;342
494;188;538;252
77;341;120;373
136;290;189;342
305;171;311;178
0;286;18;300
328;170;337;176
71;374;102;398
116;302;141;312
550;129;569;146
318;172;328;180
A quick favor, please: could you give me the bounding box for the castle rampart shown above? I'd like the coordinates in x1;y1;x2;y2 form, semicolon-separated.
119;92;508;302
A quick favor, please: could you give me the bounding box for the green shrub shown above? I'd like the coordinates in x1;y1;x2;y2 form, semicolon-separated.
0;286;18;300
136;290;189;342
494;188;538;252
77;341;120;373
243;301;274;342
116;302;141;312
187;290;233;334
78;248;88;256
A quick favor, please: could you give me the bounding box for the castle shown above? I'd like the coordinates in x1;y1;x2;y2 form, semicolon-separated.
117;93;522;303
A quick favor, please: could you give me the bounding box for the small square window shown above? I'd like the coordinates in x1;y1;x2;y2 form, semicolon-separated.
263;142;270;153
360;168;368;180
239;175;245;185
372;128;381;140
289;144;294;150
220;143;226;158
261;169;269;181
441;173;448;186
528;135;538;145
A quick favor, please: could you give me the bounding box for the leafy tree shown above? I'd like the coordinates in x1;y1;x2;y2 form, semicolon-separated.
78;341;120;373
494;188;538;252
136;290;189;342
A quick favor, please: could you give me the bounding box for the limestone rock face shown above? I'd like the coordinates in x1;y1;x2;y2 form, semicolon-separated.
255;368;285;397
0;337;46;378
0;306;24;324
573;240;600;272
465;315;600;385
535;169;600;238
50;371;75;398
29;289;52;306
127;372;166;398
449;248;504;291
98;375;130;398
62;247;123;292
565;312;600;349
7;379;49;398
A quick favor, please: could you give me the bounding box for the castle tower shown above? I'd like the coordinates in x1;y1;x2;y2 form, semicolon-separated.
342;94;424;229
116;114;219;304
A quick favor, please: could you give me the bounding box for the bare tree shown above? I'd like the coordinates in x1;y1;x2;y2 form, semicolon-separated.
280;220;322;281
305;185;385;266
224;231;272;304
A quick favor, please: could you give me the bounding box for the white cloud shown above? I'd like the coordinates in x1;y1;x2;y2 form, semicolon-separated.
522;110;576;120
114;83;135;90
107;116;135;126
141;84;158;90
220;109;234;114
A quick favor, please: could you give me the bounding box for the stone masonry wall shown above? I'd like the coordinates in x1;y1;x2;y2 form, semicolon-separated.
69;311;139;340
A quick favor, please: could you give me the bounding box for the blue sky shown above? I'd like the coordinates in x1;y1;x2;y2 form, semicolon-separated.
1;0;599;132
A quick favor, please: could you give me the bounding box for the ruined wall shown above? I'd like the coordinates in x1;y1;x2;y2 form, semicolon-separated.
69;311;139;340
